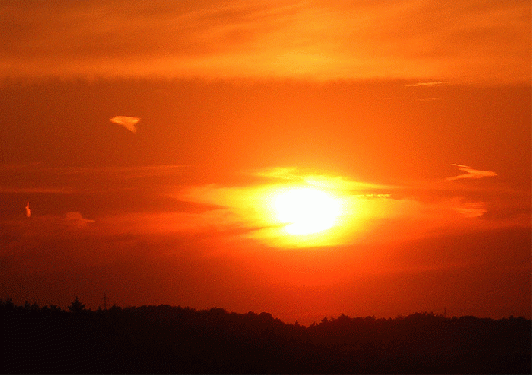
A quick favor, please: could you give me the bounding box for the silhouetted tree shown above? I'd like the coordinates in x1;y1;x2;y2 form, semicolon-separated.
68;296;85;313
1;299;530;374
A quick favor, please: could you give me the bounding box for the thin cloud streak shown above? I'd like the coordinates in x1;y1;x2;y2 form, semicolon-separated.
405;81;445;87
454;202;487;218
446;164;498;181
65;211;95;228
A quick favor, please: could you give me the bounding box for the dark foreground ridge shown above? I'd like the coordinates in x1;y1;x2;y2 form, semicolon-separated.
2;298;530;374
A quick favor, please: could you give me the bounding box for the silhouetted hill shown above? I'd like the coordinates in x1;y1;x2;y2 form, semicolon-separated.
2;298;530;373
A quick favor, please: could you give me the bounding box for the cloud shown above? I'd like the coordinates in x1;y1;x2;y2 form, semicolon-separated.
0;1;529;83
65;212;95;228
446;164;497;181
110;116;139;133
454;201;487;218
405;81;445;87
252;167;392;192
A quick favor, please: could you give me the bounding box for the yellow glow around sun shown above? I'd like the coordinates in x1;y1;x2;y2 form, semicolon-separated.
180;169;387;247
272;187;342;235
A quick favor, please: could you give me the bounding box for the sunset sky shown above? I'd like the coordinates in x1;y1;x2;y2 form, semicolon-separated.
1;0;530;324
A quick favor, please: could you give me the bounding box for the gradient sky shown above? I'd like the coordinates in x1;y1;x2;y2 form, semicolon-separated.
0;0;530;324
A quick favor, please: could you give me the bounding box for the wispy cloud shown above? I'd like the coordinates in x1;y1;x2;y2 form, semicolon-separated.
65;211;95;228
252;167;391;192
1;1;529;82
0;187;73;194
446;164;497;181
405;81;445;87
454;201;488;218
110;116;139;133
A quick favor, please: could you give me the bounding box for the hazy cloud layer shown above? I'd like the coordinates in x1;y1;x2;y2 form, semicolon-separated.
0;162;527;243
0;0;529;82
0;164;215;220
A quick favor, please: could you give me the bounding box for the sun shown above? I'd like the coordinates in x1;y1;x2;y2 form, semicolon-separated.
272;187;342;235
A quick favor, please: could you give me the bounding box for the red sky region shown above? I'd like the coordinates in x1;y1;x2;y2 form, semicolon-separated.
0;1;530;324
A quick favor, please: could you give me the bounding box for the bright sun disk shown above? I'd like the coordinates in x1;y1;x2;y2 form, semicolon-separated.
273;187;342;235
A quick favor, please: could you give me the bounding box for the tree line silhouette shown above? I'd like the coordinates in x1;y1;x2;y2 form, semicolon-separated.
2;297;530;373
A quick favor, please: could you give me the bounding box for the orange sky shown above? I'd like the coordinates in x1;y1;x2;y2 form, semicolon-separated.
2;0;530;83
0;1;530;324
